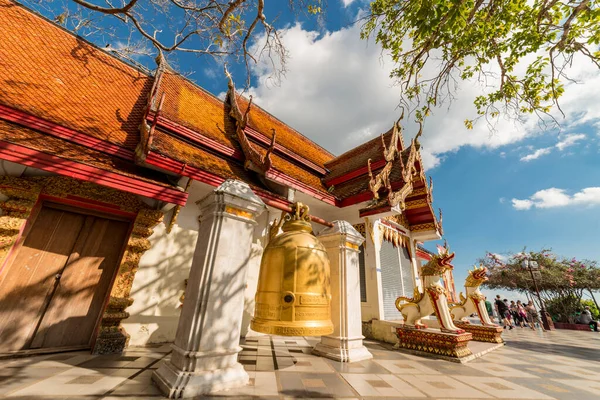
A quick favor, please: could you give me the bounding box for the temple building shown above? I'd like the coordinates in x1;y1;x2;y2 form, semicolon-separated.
0;0;445;368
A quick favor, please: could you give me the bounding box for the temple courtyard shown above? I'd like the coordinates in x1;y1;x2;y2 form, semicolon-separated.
0;329;599;400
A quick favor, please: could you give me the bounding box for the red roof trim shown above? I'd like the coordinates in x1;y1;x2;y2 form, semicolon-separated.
149;112;327;176
0;141;187;206
325;159;386;187
144;150;299;209
0;104;134;161
244;127;327;175
416;249;432;261
264;169;337;206
150;113;244;160
339;181;406;208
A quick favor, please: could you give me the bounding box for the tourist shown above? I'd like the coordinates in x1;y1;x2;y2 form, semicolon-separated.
516;300;528;328
510;300;524;327
526;301;546;331
504;299;515;327
576;306;599;332
495;295;513;330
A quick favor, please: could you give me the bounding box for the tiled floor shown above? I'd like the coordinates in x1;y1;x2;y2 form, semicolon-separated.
1;328;599;399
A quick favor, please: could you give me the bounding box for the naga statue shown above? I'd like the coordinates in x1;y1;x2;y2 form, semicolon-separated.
395;244;465;334
450;265;495;326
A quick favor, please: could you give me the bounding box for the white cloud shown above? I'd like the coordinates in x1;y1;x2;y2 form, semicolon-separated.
341;0;357;6
518;133;586;162
512;187;600;210
512;198;534;210
556;133;586;151
246;22;600;171
520;147;552;162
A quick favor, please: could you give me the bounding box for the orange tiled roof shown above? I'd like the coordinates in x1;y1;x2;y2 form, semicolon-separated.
0;0;152;150
236;95;334;167
0;119;176;188
157;71;334;168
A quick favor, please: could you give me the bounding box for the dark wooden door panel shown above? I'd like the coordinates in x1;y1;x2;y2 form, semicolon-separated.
30;215;130;348
0;207;85;352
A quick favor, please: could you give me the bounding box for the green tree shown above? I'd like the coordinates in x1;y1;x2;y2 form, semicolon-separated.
362;0;600;126
480;250;600;322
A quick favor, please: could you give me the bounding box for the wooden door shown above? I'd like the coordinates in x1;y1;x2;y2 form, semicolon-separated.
0;204;130;352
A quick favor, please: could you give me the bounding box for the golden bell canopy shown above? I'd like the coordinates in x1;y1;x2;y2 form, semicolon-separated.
250;203;333;336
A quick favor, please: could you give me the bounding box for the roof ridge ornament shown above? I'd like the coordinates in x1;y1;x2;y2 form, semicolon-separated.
382;108;404;162
135;56;169;165
385;121;422;208
225;67;275;174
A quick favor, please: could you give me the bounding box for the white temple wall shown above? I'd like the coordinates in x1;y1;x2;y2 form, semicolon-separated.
360;219;385;321
125;180;212;346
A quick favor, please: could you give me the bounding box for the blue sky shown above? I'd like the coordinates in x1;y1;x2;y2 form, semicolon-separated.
27;0;600;300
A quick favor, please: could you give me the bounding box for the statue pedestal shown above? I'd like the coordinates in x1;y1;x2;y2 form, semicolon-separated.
455;322;504;343
396;327;473;361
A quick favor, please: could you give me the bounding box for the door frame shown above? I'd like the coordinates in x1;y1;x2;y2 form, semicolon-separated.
0;194;135;354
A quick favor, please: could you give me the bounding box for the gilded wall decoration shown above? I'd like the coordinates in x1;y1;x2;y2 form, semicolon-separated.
352;223;366;239
0;176;163;355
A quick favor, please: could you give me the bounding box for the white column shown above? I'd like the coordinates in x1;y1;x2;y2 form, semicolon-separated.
152;180;266;398
313;221;373;363
360;219;385;321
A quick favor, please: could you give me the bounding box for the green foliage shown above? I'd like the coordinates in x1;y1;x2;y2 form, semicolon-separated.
362;0;600;126
580;299;600;319
480;249;600;322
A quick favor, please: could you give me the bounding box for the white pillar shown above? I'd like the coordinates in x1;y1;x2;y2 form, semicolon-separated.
152;180;266;398
313;221;373;363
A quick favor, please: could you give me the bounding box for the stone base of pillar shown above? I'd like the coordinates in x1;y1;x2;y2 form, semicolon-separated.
152;359;248;399
312;335;373;363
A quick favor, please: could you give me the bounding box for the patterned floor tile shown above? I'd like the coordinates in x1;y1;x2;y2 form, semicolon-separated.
464;362;539;378
395;374;491;398
373;359;441;375
552;379;600;396
6;367;138;397
340;373;425;397
452;376;554;399
327;359;394;374
278;372;357;398
542;364;600;380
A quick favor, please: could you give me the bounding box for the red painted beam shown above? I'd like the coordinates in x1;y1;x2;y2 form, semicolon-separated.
324;159;386;187
265;170;337;206
339;181;406;208
416;249;432;261
152;115;244;160
145;150;333;225
0;141;187;206
244;127;327;175
149;113;327;176
0;105;134;161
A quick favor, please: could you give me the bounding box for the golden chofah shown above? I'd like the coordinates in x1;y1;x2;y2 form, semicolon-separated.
250;202;333;336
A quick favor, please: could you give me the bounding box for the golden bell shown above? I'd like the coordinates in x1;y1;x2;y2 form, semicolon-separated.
251;203;333;336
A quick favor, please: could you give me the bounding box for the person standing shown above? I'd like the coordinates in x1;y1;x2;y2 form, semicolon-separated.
495;295;513;330
510;300;524;327
516;300;528;328
526;300;546;331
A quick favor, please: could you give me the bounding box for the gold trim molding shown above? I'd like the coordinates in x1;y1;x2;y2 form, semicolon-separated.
225;205;254;220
